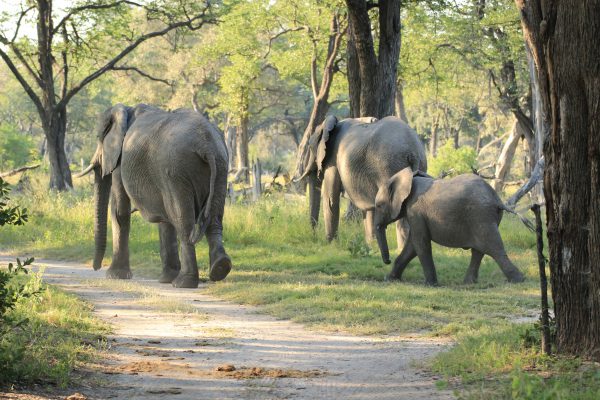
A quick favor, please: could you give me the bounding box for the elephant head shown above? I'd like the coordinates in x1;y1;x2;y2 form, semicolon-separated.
373;167;415;264
77;104;132;270
297;115;338;182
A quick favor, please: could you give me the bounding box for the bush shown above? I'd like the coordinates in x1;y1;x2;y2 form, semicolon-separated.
0;124;37;171
428;141;477;178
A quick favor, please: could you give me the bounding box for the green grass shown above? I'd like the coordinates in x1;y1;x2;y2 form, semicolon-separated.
0;268;110;387
2;172;598;397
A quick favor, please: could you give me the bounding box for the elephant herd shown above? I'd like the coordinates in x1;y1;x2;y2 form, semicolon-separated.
80;104;524;289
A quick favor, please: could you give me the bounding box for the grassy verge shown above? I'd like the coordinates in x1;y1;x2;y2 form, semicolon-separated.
0;266;110;388
2;172;599;397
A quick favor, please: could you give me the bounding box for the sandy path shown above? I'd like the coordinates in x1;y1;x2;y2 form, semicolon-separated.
2;257;454;399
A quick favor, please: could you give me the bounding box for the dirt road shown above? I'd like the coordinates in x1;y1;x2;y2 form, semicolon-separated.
3;258;454;399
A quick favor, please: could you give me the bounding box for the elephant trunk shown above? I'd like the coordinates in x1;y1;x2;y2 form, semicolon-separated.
93;168;112;270
375;224;391;264
308;172;321;229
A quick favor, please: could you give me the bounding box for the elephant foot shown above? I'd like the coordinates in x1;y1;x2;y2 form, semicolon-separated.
209;255;232;282
507;271;525;283
172;272;200;289
463;276;478;284
106;266;132;280
158;267;180;284
385;273;402;282
424;280;439;287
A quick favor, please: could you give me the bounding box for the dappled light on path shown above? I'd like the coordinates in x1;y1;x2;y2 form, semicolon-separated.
3;257;453;399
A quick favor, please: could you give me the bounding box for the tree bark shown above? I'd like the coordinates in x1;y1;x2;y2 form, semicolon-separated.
493;119;521;192
395;80;408;122
235;96;250;183
346;0;401;118
516;0;600;359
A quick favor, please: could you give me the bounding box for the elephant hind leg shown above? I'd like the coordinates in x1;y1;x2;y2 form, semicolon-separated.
464;249;484;284
158;222;181;283
206;216;232;282
479;226;525;283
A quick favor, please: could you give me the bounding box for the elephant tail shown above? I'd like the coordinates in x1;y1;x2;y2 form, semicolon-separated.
499;204;535;232
189;152;217;244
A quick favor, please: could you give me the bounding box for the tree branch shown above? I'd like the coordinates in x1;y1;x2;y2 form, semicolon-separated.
111;65;174;86
52;1;146;35
58;4;214;109
0;48;44;115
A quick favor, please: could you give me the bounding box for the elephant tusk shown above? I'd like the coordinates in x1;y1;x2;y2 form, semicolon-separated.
75;164;95;178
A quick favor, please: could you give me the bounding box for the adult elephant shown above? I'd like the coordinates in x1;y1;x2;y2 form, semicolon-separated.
296;115;427;263
78;104;232;288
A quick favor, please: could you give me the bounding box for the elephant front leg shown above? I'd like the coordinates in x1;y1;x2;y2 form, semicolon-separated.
206;216;232;282
363;210;375;242
322;167;342;242
387;240;417;281
106;169;132;280
395;218;410;253
158;222;181;283
413;239;438;286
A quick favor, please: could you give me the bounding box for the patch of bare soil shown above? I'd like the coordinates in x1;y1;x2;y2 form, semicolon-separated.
0;257;455;399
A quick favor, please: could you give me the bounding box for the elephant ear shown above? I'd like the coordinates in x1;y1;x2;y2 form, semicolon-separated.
315;115;338;174
98;104;130;177
387;167;415;220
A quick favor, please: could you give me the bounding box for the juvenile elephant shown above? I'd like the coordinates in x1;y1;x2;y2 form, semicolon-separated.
79;104;232;288
297;116;427;262
373;168;525;285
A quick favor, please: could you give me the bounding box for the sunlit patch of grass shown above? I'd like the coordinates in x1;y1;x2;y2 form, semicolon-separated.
0;271;110;387
4;171;584;397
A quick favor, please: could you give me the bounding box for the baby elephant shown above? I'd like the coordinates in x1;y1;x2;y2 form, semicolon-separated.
373;168;525;285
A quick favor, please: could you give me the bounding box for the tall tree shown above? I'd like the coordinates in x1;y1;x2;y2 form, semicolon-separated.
0;0;214;190
515;0;600;359
346;0;401;118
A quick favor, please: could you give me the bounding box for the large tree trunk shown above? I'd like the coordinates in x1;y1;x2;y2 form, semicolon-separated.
346;0;401;119
347;19;361;118
41;109;73;190
516;0;600;359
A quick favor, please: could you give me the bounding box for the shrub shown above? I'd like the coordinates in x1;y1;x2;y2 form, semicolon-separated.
428;141;477;178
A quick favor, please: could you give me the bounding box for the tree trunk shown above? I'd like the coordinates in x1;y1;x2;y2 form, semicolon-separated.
236;91;250;183
41;109;73;190
493;119;522;192
516;0;600;359
429;113;440;157
346;0;401;118
347;19;361;118
395;81;408;122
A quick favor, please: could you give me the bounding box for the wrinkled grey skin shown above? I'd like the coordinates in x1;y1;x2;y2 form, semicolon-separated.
373;168;525;285
298;116;427;263
81;104;231;288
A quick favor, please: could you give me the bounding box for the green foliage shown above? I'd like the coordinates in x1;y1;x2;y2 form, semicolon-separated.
0;177;28;227
0;124;37;171
428;141;478;178
346;234;372;258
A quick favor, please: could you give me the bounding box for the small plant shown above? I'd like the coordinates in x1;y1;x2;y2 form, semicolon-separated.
520;315;557;350
0;177;28;226
347;234;372;258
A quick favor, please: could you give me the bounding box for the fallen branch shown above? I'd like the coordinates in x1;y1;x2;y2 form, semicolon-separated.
0;164;40;178
506;157;544;208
